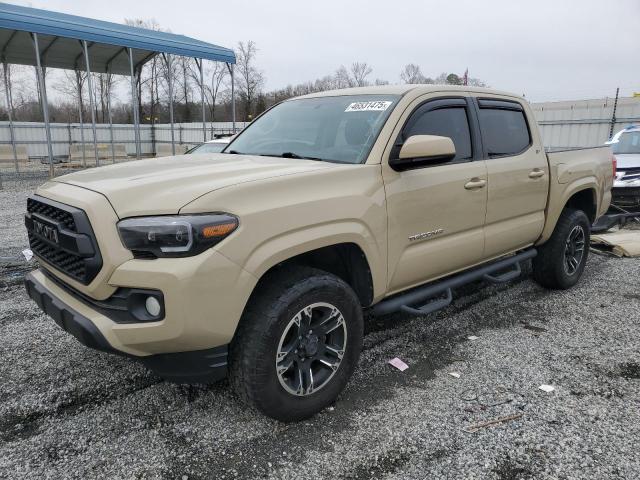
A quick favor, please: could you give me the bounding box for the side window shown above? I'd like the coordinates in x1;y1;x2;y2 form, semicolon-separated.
404;107;473;161
478;107;531;157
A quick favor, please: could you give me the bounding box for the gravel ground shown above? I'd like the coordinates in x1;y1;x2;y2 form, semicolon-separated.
1;180;639;479
0;178;40;260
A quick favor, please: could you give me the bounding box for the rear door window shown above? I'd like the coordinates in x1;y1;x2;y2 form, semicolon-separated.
477;101;531;157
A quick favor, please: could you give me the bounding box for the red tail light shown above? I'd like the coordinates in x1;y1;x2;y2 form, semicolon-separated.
611;154;617;178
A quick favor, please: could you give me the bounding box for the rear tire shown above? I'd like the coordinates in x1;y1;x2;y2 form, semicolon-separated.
229;266;363;422
533;208;590;289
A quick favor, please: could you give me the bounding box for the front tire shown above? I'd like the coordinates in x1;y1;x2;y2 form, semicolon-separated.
229;266;363;422
533;208;590;289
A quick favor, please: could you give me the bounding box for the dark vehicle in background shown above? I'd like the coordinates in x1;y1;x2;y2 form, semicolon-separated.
607;125;640;210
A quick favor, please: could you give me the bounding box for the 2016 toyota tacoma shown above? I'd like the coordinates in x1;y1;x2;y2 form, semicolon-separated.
24;85;614;421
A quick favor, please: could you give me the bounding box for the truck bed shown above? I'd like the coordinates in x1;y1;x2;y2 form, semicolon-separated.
538;145;613;243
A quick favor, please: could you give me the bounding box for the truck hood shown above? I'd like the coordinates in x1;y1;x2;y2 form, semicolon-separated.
52;154;336;217
615;153;640;169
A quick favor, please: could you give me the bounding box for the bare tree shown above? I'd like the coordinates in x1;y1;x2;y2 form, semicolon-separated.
334;65;353;89
314;75;337;91
350;62;372;87
188;60;228;121
158;50;180;117
145;56;162;123
433;72;487;87
125;19;168;123
466;77;488;87
177;56;194;122
95;72;119;122
400;64;432;84
333;62;373;89
235;41;264;121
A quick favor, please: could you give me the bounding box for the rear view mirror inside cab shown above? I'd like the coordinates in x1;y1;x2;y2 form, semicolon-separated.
390;135;456;171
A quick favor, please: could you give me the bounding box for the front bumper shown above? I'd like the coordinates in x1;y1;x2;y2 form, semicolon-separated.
25;270;230;383
30;249;256;356
25;270;115;354
25;243;258;381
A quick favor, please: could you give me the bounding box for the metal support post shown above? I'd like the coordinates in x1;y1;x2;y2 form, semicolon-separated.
106;66;115;163
609;87;619;140
197;58;206;142
107;86;115;163
2;62;18;173
82;40;99;166
77;88;86;167
227;63;236;132
32;33;54;176
128;48;141;159
163;53;176;155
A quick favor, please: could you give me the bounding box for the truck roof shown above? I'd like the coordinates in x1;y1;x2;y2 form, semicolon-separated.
296;84;525;101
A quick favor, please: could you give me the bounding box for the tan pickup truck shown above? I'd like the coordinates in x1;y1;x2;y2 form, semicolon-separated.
24;85;613;421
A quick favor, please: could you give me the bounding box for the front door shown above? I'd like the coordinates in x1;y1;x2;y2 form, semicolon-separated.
383;96;488;294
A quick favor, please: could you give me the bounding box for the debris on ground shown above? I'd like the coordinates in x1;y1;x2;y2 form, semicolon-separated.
539;384;555;393
467;335;479;341
448;372;461;378
460;387;526;409
591;230;640;257
463;413;524;433
388;357;409;371
522;323;548;333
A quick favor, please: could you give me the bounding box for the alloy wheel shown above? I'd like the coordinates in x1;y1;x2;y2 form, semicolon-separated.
275;302;347;396
563;225;586;275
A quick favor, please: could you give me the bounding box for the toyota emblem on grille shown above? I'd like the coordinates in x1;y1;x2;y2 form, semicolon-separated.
33;220;59;244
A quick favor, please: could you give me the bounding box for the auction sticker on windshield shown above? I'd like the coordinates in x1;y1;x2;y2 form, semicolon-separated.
345;100;393;112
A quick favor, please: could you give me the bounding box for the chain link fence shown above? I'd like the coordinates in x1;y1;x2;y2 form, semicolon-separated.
0;121;248;183
2;96;639;185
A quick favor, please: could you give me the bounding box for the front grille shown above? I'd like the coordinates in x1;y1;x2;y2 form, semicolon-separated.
28;234;87;280
27;197;77;231
619;167;640;181
25;196;102;285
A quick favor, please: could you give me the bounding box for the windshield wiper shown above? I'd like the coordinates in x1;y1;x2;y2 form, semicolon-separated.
279;152;325;161
226;150;242;154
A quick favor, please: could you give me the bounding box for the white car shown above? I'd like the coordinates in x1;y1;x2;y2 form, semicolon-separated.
606;125;640;209
186;137;231;154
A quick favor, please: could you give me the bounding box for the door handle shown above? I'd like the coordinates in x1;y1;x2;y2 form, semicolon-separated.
464;178;486;190
529;169;545;179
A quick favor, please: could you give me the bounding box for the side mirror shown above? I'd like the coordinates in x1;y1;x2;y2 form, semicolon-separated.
390;135;456;171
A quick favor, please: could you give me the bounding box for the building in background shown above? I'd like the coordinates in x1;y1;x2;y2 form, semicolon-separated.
532;97;640;151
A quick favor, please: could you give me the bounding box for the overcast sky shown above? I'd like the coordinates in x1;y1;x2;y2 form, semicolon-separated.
11;0;640;101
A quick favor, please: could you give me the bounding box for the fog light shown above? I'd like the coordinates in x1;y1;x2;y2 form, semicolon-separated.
145;296;161;317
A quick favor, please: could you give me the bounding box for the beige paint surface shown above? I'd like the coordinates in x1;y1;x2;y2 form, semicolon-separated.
29;85;613;356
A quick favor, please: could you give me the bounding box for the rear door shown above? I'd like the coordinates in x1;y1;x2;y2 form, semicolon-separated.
475;98;548;258
383;95;488;293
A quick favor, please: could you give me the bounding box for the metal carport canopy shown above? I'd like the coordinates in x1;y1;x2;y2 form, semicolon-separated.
0;2;236;73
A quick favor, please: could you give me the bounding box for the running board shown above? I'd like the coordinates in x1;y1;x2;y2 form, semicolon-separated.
591;213;639;233
371;249;537;317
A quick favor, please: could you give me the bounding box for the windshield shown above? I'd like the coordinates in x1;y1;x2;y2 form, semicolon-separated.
225;95;400;163
187;142;228;154
612;130;640;154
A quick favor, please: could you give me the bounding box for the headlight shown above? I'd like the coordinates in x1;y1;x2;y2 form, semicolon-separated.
117;214;238;258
